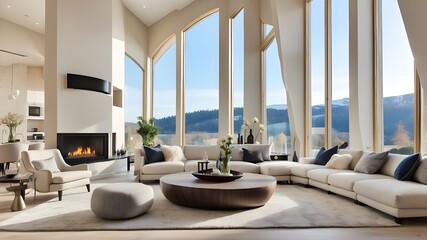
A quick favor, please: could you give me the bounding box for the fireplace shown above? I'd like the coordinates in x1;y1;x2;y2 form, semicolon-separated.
57;133;109;165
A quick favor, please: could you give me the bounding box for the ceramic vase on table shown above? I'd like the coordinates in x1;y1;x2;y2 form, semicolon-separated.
247;129;254;144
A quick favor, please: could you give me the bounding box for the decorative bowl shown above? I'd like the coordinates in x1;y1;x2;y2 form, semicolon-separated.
192;169;243;182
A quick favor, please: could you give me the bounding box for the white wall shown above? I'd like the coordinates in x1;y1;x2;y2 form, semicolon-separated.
44;0;148;150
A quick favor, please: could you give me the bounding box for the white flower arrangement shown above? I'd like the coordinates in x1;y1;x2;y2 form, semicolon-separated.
242;117;265;143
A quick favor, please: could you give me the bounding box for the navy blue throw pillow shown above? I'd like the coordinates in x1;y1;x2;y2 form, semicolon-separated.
316;147;326;158
143;145;165;164
313;145;338;165
394;153;421;181
242;148;264;164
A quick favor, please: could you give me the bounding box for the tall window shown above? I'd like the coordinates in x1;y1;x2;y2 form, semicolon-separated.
232;9;244;135
381;0;415;154
331;0;349;146
264;39;290;153
124;55;143;152
184;12;219;145
153;41;177;145
310;0;326;151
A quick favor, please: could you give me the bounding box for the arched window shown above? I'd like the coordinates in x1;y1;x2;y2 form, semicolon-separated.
153;38;177;145
124;55;143;152
184;11;219;145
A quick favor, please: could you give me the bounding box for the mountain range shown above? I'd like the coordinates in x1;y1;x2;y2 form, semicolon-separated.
128;93;414;145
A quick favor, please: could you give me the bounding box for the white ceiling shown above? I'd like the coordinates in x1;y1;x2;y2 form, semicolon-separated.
0;0;194;66
0;0;194;34
122;0;194;27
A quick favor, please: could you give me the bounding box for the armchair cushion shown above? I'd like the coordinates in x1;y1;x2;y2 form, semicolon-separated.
52;171;93;184
32;157;61;173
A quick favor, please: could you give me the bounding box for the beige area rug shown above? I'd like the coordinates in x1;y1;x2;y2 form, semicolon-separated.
0;181;399;231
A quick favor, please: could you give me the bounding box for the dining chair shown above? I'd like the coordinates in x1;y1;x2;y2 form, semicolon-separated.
0;143;29;175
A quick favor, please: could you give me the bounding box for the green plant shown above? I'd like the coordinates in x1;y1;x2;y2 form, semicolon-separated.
136;117;158;146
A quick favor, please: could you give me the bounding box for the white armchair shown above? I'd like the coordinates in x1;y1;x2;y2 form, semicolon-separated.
20;149;92;201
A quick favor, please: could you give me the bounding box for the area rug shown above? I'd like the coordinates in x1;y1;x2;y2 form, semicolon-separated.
0;182;398;231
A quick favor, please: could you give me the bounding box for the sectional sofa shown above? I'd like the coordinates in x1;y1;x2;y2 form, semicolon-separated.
134;144;427;223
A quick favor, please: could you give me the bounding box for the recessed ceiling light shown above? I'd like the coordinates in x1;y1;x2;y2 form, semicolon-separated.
143;5;146;8
6;5;11;8
35;22;39;25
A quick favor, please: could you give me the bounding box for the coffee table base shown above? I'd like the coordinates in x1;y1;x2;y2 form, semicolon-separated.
160;172;276;210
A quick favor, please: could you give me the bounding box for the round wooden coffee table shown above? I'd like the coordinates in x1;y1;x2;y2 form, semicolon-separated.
160;172;276;210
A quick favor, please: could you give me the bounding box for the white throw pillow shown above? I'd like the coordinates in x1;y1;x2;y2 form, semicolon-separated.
32;157;61;173
161;145;186;162
325;154;353;170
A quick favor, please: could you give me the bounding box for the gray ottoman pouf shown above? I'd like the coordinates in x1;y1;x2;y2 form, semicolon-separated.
91;182;154;220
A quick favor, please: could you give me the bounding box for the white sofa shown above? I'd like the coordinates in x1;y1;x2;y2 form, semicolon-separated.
134;145;427;223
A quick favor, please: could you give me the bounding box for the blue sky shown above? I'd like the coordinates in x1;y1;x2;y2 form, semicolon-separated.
125;0;414;122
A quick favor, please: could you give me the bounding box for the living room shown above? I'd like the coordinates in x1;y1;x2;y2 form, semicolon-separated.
1;0;427;239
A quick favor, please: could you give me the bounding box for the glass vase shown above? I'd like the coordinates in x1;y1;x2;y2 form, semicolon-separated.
220;155;231;175
8;126;14;142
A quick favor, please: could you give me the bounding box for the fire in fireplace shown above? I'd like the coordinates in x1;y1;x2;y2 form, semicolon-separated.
57;133;109;165
68;146;96;158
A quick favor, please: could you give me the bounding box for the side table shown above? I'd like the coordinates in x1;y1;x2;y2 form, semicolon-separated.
270;153;289;161
0;174;31;200
6;185;27;211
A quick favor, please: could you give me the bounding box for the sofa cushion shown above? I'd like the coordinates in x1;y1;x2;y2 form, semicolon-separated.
229;161;260;173
307;168;349;184
290;164;325;178
143;145;164;164
354;179;427;209
161;145;186;162
337;149;364;170
313;145;338;165
259;161;297;176
32;156;60;173
184;145;220;160
394;153;421;181
354;151;389;174
242;148;263;163
51;170;92;184
142;161;184;175
327;172;392;191
379;153;407;177
325;154;352;170
414;155;427;184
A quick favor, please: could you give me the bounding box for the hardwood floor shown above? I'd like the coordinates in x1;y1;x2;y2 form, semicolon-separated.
0;166;426;240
